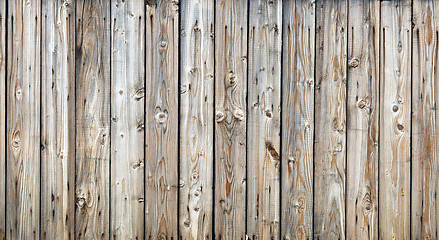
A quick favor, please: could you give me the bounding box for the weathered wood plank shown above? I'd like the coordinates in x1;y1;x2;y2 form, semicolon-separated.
281;0;315;239
379;0;411;239
75;0;111;238
314;0;347;239
412;1;439;239
179;0;214;239
214;0;248;239
247;0;281;239
41;0;75;239
6;0;41;238
145;0;179;239
110;0;145;239
0;0;5;238
346;0;380;239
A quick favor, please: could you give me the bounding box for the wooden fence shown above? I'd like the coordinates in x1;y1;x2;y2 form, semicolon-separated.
0;0;437;239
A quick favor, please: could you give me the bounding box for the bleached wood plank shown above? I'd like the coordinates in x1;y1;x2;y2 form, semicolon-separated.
0;0;5;238
6;0;41;238
346;0;380;239
41;0;75;239
314;0;347;238
379;0;411;239
281;0;315;239
75;0;111;238
110;0;145;239
247;0;281;239
179;0;214;239
412;0;439;239
145;0;179;239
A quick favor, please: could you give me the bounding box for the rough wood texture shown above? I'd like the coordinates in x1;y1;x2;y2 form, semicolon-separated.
110;0;145;239
281;0;315;239
379;0;411;239
247;0;281;239
0;0;5;238
75;0;111;238
6;0;41;238
412;1;438;239
214;0;248;239
314;0;347;239
346;0;379;239
145;0;179;239
179;0;214;239
41;0;75;239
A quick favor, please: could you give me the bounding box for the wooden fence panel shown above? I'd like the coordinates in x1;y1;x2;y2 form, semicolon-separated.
281;0;315;239
214;0;248;239
379;0;412;239
179;0;214;239
247;0;282;239
314;0;347;238
0;0;5;238
110;0;145;239
412;0;439;239
6;0;41;238
41;0;75;239
346;0;380;239
145;0;179;239
75;0;111;238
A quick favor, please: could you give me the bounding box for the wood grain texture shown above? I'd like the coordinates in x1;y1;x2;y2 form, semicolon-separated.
145;0;179;239
75;0;111;238
6;0;41;238
412;1;438;239
179;0;214;239
281;0;315;239
247;0;281;239
110;0;145;239
314;0;347;239
41;0;75;239
379;0;411;239
0;0;5;238
214;0;248;239
346;0;379;239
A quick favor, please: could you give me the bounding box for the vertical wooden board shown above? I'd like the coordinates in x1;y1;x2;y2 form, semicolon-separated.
412;1;439;239
179;0;214;239
247;0;281;239
145;0;179;239
214;0;248;239
110;0;145;239
41;0;75;239
0;0;5;238
314;0;347;239
379;0;411;239
75;0;111;238
281;0;315;239
6;0;41;239
346;0;379;239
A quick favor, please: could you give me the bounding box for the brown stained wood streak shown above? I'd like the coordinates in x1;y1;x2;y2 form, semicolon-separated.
412;1;438;239
179;0;214;239
0;0;5;238
145;0;179;239
346;0;379;239
214;0;248;239
281;0;315;239
247;0;281;239
379;0;411;239
75;0;111;239
6;0;41;239
314;0;347;239
110;0;145;239
41;0;75;239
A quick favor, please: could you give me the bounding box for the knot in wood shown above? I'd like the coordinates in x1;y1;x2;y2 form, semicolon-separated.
227;72;236;84
348;58;359;68
233;109;245;121
155;111;168;124
12;131;20;149
215;111;225;123
133;88;145;101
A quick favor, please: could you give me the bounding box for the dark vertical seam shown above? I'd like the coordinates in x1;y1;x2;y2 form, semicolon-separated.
409;0;414;238
377;0;382;237
143;1;147;239
312;0;318;238
108;0;112;237
4;0;8;238
39;0;43;237
344;0;349;239
279;0;284;238
177;0;181;238
73;0;77;238
245;0;250;238
212;0;216;238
